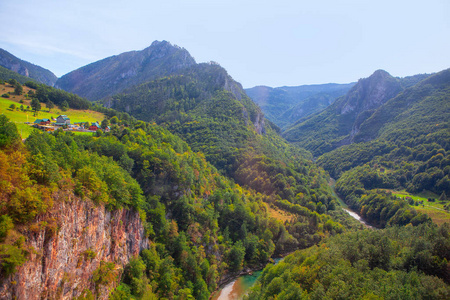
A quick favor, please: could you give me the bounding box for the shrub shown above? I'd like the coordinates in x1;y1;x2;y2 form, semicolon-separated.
83;248;97;261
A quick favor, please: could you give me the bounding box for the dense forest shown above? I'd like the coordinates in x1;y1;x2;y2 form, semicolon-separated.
107;63;342;225
246;224;450;299
1;42;449;299
244;70;450;299
0;111;355;299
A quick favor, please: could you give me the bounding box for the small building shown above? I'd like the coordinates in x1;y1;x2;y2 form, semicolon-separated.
55;115;70;126
89;122;100;131
33;118;51;125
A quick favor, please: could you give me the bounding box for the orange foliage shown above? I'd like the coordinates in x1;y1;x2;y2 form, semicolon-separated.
0;148;53;223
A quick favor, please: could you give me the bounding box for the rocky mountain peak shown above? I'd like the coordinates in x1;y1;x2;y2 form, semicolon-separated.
56;40;196;100
339;69;402;115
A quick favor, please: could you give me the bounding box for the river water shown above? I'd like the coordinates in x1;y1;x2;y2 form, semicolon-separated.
328;177;374;229
343;208;374;229
211;270;263;300
211;258;283;300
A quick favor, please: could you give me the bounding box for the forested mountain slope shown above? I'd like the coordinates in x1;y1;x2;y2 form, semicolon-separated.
245;83;354;129
283;70;432;156
104;62;340;223
354;68;450;143
245;70;450;300
56;41;196;100
0;110;351;299
314;69;450;227
0;48;57;86
0;66;39;84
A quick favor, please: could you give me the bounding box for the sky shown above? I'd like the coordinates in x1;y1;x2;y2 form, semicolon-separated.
0;0;449;88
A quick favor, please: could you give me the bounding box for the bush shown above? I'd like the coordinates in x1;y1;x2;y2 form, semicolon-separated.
0;215;13;242
0;243;28;276
83;248;97;261
24;81;38;89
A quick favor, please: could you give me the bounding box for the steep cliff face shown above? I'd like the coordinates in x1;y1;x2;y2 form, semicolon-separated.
0;194;148;300
336;69;403;140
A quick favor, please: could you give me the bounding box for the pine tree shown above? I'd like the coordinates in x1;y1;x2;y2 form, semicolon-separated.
30;98;41;116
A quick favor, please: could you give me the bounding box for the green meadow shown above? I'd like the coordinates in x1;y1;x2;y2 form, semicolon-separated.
391;190;450;225
0;83;104;139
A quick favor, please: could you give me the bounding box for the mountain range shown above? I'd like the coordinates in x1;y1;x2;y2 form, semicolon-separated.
0;41;449;299
245;83;355;129
0;48;57;86
283;70;433;156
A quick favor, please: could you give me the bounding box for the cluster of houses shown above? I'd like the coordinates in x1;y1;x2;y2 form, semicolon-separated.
32;115;108;132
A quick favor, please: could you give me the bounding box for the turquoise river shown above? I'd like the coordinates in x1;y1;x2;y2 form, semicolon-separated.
211;258;283;300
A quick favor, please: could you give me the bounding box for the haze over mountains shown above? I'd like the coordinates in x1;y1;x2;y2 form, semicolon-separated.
283;70;434;155
245;83;355;129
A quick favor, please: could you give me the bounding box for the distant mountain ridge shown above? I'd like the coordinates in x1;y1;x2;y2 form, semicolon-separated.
283;70;434;156
354;69;449;143
0;48;57;86
245;83;354;129
55;41;196;100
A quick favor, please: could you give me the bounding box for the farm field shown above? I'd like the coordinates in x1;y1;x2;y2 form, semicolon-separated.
0;83;104;139
390;190;450;225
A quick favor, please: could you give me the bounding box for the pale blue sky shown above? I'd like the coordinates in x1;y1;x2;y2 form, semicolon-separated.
1;0;449;88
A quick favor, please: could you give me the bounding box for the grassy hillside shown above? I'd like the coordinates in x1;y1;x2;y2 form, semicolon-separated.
390;190;450;226
0;82;104;139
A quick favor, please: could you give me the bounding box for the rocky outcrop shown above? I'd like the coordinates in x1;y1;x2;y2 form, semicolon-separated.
0;194;148;300
253;111;266;135
337;70;402;115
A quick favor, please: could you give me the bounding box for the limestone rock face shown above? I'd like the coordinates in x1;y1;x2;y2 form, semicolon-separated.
0;196;148;300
